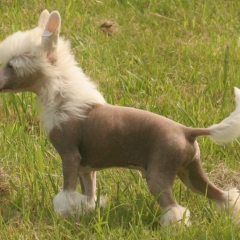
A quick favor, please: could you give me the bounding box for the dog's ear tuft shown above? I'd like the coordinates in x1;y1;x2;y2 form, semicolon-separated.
41;11;61;52
38;10;50;28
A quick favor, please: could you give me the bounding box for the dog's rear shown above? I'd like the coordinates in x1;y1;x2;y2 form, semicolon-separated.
0;10;240;228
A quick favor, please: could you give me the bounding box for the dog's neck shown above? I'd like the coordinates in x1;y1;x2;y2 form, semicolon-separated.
35;69;106;134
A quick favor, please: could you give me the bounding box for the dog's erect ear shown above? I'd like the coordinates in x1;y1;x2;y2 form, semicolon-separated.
38;10;50;28
41;11;61;52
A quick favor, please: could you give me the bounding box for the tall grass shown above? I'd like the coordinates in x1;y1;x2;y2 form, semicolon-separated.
1;0;240;239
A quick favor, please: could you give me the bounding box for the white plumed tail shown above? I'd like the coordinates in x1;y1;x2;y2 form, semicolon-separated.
208;87;240;144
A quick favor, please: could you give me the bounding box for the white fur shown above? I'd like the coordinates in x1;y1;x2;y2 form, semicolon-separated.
0;26;106;133
217;188;240;222
37;61;106;133
0;29;43;77
38;35;106;133
53;190;107;217
39;30;106;133
160;205;191;227
208;87;240;144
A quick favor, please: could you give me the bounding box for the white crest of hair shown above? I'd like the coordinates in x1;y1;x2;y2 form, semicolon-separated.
208;87;240;144
37;35;106;133
0;24;106;134
0;29;43;77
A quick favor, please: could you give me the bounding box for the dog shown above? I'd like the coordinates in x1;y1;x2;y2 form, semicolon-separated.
0;10;240;227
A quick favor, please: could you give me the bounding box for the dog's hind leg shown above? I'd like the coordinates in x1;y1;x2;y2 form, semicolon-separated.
146;164;191;227
177;141;240;223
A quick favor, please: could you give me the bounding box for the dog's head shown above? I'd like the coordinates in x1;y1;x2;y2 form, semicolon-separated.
0;10;62;94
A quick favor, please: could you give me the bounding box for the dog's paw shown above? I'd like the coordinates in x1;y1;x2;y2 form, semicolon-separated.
83;195;107;211
219;188;240;222
160;205;191;227
53;190;107;217
53;190;88;217
97;195;108;207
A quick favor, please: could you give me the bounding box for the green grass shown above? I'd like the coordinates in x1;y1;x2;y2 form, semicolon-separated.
1;0;240;239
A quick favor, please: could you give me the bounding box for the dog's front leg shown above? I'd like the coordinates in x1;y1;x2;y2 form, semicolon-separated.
79;171;107;209
62;152;80;191
53;151;91;217
79;171;96;199
49;124;96;217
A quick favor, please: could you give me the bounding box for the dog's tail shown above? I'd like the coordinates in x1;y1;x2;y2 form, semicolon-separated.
189;87;240;145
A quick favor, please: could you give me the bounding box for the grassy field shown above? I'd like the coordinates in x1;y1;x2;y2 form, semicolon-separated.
1;0;240;239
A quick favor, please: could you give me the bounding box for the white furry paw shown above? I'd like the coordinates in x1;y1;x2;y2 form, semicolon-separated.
160;205;191;227
220;188;240;222
95;195;108;208
53;190;88;217
53;190;107;217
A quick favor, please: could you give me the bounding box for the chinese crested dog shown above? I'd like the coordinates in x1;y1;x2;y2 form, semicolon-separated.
0;10;240;226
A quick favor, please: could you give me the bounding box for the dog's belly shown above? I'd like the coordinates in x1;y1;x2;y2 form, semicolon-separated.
79;161;147;178
79;143;149;170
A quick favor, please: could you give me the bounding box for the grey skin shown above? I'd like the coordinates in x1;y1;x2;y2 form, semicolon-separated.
49;104;223;211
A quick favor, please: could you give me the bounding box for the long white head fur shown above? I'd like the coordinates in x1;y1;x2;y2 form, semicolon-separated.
0;10;106;133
